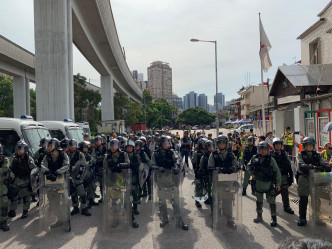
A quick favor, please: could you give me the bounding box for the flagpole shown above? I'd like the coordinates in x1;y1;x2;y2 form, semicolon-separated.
259;13;266;135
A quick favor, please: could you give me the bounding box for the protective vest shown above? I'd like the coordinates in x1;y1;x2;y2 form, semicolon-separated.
139;150;147;164
322;150;331;161
69;150;80;167
202;152;210;171
252;155;273;182
11;154;30;179
300;151;321;166
241;138;246;146
143;144;151;159
212;151;234;169
37;148;47;168
243;146;257;164
283;132;293;146
271;150;291;175
196;151;204;167
95;146;107;167
107;151;125;168
181;138;191;150
84;153;91;163
46;151;64;173
154;149;175;169
129;153;140;175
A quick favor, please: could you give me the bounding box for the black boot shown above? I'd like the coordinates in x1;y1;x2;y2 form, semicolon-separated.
160;220;169;228
71;207;79;215
281;187;294;214
8;210;16;218
98;198;103;204
242;188;247;196
65;220;71;232
0;221;9;232
254;213;263;223
132;214;139;228
253;201;263;223
89;198;99;206
298;196;308;227
133;204;139;215
31;195;38;202
284;206;294;214
227;220;237;230
81;208;91;216
195;201;202;208
50;220;64;229
204;198;211;205
270;216;277;227
21;210;28;219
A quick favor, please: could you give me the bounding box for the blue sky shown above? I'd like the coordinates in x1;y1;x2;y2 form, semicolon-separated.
0;0;330;104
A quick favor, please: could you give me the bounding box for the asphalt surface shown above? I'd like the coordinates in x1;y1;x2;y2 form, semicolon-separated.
1;129;332;249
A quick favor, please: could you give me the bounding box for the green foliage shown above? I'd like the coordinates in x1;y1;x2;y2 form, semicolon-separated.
0;75;13;117
73;73;102;133
30;88;36;119
176;107;215;126
114;91;142;126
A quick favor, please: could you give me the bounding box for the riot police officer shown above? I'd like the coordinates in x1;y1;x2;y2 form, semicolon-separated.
296;137;330;226
271;137;294;214
68;139;91;216
242;136;257;196
79;141;99;208
126;140;140;228
140;136;151;159
94;136;107;203
41;138;71;230
208;135;240;228
60;138;70;152
192;138;207;208
8;141;36;219
0;144;10;231
245;142;281;227
135;140;151;199
151;136;188;230
199;140;214;205
180;131;192;169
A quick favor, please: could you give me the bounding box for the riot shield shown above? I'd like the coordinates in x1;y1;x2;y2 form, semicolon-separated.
152;168;186;232
30;167;40;194
212;169;242;231
309;171;332;226
139;163;149;188
39;172;71;232
102;168;132;233
192;179;209;203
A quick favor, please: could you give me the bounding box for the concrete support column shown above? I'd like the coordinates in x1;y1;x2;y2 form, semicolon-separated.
34;0;73;121
13;76;29;118
25;79;30;115
101;74;114;123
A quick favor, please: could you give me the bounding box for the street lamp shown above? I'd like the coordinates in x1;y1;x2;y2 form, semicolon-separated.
190;38;219;137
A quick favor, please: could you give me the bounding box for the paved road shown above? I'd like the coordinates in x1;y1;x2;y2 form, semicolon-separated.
1;130;331;249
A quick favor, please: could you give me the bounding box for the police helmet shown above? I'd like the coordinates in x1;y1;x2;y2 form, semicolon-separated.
15;140;29;154
78;141;90;151
257;141;270;152
109;139;120;149
94;135;103;143
157;136;169;147
198;138;208;150
302;137;315;146
68;139;78;148
247;136;255;144
139;136;147;143
135;140;143;149
125;139;135;148
60;138;70;148
272;137;283;146
48;138;60;150
216;135;228;143
40;138;50;147
204;140;214;151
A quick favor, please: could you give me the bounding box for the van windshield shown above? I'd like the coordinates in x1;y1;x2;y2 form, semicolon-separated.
67;128;84;143
22;128;52;154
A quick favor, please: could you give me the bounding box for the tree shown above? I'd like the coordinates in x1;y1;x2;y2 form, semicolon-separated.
73;73;102;133
176;107;215;126
146;98;177;128
114;91;142;126
30;88;36;119
0;75;13;117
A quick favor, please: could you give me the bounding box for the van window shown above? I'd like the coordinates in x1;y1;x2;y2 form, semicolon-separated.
67;129;84;142
49;130;65;141
0;130;20;156
22;128;52;154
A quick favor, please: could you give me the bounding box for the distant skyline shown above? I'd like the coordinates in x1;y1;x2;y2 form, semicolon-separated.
0;0;329;103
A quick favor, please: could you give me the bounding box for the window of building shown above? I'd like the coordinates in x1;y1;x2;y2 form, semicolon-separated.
309;37;320;64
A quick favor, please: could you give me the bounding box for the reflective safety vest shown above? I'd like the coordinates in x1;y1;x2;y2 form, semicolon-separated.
322;150;332;161
241;137;246;146
283;132;293;146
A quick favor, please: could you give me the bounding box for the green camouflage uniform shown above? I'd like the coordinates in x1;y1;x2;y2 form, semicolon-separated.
0;158;10;222
9;154;36;211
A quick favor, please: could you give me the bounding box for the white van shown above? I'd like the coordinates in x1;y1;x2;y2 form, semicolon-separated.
0;116;51;156
40;119;84;143
76;121;91;137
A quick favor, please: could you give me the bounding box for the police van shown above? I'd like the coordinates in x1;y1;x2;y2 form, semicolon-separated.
40;119;84;143
0;116;51;156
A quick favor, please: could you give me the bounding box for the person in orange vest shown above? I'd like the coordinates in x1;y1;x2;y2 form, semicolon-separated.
282;127;294;156
320;142;332;165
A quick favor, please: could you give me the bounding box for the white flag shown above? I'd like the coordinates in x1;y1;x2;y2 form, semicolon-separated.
259;16;272;72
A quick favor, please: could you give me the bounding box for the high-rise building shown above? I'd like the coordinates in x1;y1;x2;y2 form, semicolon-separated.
198;94;208;110
183;91;199;110
172;94;183;110
183;95;188;110
214;92;225;108
132;70;138;81
147;61;172;103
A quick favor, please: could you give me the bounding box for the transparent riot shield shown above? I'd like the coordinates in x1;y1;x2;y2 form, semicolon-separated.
30;168;40;195
212;169;242;231
139;163;149;188
39;172;71;232
192;179;209;203
102;168;132;234
152;168;186;232
309;171;332;226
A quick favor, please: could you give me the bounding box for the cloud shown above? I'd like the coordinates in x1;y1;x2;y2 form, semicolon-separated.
0;0;329;104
